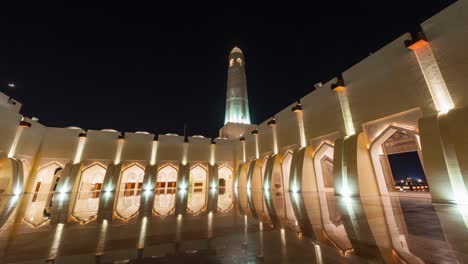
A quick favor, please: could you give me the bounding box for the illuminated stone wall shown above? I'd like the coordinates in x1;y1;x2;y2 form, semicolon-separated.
1;0;468;204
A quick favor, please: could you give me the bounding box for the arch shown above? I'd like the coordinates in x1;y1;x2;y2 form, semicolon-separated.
187;164;208;215
218;164;233;213
153;164;178;216
281;151;293;192
313;142;335;192
369;125;426;195
31;162;63;195
236;58;243;66
115;164;145;220
229;58;234;67
72;163;106;223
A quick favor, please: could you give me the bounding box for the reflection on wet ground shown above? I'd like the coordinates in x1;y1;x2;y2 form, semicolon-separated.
1;189;468;263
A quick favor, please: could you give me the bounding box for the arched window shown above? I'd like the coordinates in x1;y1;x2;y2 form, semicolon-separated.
217;165;233;213
187;165;208;215
73;163;106;223
116;164;145;220
156;164;177;194
236;58;242;66
153;164;178;216
229;58;234;67
24;162;62;227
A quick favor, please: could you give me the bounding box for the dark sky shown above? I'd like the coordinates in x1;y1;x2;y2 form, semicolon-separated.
2;1;456;137
388;152;427;182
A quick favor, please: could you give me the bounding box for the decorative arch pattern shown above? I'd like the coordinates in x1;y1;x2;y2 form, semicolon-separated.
115;164;145;220
187;164;208;215
153;164;178;216
313;142;335;192
72;163;107;223
217;165;233;213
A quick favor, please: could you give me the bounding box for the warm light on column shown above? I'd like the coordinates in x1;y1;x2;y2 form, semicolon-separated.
74;134;87;164
138;216;148;249
7;126;24;158
408;39;454;113
280;228;287;259
176;214;183;242
182;141;189;166
292;103;307;148
96;219;108;256
252;130;260;159
337;89;355;136
240;137;246;163
268;118;278;155
210;141;216;166
48;223;64;260
243;215;248;246
114;136;125;164
207;211;213;238
150;140;158;166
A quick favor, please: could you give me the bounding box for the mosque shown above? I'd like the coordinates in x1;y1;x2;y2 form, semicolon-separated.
1;0;468;226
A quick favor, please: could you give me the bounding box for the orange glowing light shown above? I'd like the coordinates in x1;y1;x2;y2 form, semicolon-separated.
407;39;429;51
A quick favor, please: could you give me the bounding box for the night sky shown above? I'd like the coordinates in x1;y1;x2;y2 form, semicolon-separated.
388;152;427;182
2;1;456;137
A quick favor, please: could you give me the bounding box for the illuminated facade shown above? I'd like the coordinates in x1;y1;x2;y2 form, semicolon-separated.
1;0;468;221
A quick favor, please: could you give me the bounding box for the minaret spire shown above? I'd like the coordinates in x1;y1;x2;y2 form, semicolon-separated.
224;47;251;124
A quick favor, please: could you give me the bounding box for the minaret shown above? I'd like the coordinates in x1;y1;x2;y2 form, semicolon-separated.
225;47;251;125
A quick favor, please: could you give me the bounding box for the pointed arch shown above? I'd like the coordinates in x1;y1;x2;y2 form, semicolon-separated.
153;163;178;217
369;125;424;195
313;142;335;192
187;164;208;215
217;164;233;213
72;163;107;223
115;163;145;220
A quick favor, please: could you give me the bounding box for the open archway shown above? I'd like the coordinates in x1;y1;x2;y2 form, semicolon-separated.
370;125;428;195
153;164;177;216
115;164;145;220
314;142;335;192
72;163;106;223
187;164;208;215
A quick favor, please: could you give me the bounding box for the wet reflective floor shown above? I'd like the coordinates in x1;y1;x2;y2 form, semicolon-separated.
1;189;468;263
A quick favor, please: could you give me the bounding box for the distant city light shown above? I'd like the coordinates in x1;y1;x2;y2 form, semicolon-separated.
8;83;15;88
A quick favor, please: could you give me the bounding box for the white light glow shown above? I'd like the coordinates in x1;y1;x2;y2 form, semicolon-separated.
413;44;454;113
73;136;87;164
8;126;24;158
150;141;158;166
